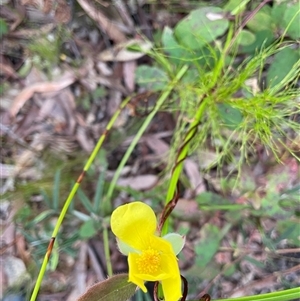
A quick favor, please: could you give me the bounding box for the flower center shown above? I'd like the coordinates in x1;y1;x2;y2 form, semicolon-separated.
136;249;161;274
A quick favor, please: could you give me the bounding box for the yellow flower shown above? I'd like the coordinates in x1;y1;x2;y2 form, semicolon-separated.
111;202;184;301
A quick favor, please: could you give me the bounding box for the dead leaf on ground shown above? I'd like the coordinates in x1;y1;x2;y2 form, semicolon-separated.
9;70;82;117
76;126;95;154
0;55;19;79
1;255;30;290
77;0;127;43
117;174;158;190
144;135;169;156
123;61;136;92
173;198;202;222
66;242;88;300
184;158;206;196
98;39;152;62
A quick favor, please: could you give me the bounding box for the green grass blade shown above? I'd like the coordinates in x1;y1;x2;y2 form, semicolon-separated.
29;96;131;301
106;64;188;204
53;169;61;211
77;187;95;213
93;165;106;214
211;287;300;301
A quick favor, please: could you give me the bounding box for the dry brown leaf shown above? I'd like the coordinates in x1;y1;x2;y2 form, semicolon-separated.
43;0;53;14
87;244;105;281
0;56;19;79
54;0;71;23
198;149;219;169
144;135;169;156
1;255;30;288
77;0;127;43
98;39;152;62
8;23;55;38
123;61;136;92
117;174;158;190
66;242;88;300
184;158;205;195
15;234;31;264
107;89;122;119
173;198;202;222
9;72;77;117
76;126;95;153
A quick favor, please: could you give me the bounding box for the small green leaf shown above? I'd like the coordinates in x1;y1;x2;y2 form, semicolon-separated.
30;209;55;225
235;30;256;46
135;65;169;91
174;7;229;50
79;219;97;238
0;18;8;38
271;3;287;27
241;29;275;54
246;9;274;32
195;224;221;267
223;0;250;15
77;274;137;301
223;264;236;277
162;26;191;64
163;233;185;255
217;103;243;130
282;4;300;39
276;221;300;246
117;238;137;256
267;47;300;88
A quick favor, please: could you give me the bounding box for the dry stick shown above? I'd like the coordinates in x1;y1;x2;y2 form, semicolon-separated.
29;96;131;301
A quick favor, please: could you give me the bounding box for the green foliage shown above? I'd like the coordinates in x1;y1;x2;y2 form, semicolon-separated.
77;274;136;301
217;103;244;130
135;65;169;91
136;3;300;175
174;7;229;50
267;46;300;88
79;219;98;238
28;36;60;65
0;18;8;38
194;224;225;267
280;3;300;39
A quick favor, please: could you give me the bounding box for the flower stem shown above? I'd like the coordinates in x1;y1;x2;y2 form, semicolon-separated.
162;97;209;235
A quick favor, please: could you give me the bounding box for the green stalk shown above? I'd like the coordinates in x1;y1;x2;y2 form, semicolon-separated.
162;97;209;235
106;64;188;202
103;226;113;277
29;96;131;301
206;287;300;301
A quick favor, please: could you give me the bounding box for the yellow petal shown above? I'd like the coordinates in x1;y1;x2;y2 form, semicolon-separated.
111;202;157;250
128;253;147;292
129;252;169;281
128;235;180;288
161;276;182;301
